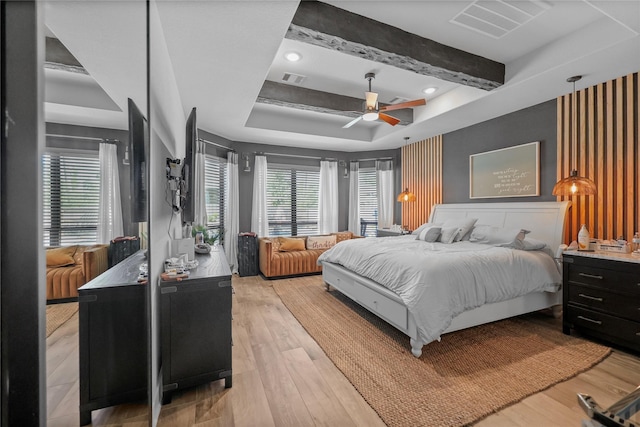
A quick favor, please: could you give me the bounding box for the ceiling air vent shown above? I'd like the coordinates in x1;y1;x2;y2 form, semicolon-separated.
450;0;550;39
281;72;307;85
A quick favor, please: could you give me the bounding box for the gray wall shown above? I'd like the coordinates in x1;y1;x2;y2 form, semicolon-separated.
45;123;137;237
442;100;557;203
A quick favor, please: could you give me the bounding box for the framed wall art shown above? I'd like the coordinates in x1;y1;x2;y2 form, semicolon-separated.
469;141;540;199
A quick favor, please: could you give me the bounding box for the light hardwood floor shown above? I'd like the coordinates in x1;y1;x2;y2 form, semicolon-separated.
47;274;640;426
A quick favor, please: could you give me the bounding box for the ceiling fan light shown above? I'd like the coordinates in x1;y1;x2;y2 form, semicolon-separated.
362;112;379;121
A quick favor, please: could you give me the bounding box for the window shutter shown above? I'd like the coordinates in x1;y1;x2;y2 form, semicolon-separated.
43;151;101;246
358;167;378;236
204;155;227;241
267;165;319;236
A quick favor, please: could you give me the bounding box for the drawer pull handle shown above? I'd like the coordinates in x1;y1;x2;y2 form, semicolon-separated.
578;293;604;302
636;332;640;337
578;273;603;280
577;315;602;325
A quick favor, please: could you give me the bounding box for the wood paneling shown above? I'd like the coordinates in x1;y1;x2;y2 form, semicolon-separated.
400;136;442;230
557;72;639;243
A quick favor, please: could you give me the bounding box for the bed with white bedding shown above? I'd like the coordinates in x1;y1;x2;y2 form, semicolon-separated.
317;201;571;357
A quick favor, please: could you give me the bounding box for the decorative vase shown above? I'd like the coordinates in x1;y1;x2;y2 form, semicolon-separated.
578;224;590;251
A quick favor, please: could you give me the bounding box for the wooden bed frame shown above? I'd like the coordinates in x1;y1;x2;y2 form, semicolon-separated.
322;201;571;358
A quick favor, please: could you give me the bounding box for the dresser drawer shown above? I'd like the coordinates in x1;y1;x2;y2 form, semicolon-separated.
568;264;640;295
568;284;640;322
566;305;640;351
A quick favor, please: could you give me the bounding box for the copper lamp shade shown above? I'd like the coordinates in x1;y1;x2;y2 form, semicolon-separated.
552;170;597;196
397;188;416;202
552;75;597;197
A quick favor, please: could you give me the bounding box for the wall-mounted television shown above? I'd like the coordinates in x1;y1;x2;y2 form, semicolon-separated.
181;107;197;224
128;98;148;223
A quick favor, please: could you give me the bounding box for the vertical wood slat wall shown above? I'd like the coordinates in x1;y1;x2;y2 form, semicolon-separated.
400;136;443;231
557;72;639;244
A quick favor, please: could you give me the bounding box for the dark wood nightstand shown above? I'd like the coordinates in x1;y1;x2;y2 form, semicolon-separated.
562;250;640;353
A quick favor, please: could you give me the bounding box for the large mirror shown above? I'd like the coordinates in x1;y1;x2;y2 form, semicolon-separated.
43;1;149;425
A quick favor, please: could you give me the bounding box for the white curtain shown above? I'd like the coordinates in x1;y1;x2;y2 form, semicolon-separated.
376;159;394;229
251;155;269;237
224;152;240;273
193;139;208;226
348;161;360;235
319;160;339;234
97;142;124;243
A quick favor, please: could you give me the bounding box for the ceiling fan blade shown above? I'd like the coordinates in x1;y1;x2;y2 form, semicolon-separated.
342;115;363;129
378;113;400;126
379;98;426;112
365;91;378;109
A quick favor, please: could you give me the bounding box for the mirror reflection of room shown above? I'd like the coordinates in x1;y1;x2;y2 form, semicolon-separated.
43;1;149;425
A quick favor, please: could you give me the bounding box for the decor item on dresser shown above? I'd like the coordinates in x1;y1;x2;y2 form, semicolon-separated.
259;231;360;278
109;236;140;266
469;141;540;199
318;201;570;357
46;244;109;302
562;250;640;353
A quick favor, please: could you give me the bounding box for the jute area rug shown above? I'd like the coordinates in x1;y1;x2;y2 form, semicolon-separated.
46;302;78;337
272;276;611;427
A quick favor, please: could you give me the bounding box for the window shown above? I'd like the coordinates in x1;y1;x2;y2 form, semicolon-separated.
359;167;377;237
204;155;227;244
43;151;101;246
267;165;319;236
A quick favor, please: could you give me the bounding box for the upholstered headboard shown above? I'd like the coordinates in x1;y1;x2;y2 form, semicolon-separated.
429;201;571;251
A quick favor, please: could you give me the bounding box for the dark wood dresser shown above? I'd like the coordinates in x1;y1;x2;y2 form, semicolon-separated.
562;250;640;353
78;250;148;426
160;249;232;403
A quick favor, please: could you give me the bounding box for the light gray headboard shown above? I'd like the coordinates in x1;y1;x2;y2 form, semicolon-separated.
429;201;571;250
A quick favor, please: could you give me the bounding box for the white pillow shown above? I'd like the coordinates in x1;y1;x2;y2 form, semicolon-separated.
416;226;441;242
412;222;440;235
306;235;337;250
442;218;478;242
439;227;460;244
469;225;525;247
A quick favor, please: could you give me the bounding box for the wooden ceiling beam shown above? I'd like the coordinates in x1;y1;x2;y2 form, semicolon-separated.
287;1;504;91
256;81;413;125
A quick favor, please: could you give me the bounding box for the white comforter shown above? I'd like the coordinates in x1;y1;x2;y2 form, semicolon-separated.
317;235;561;344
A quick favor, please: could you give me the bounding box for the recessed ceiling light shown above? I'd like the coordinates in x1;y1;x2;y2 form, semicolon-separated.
284;51;302;62
423;87;437;95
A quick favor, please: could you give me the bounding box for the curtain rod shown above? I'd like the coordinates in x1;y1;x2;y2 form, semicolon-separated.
198;138;235;152
46;133;119;143
351;156;393;162
257;151;337;161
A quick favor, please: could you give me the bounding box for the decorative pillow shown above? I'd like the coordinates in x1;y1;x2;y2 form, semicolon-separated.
439;227;460;244
332;231;353;243
469;225;526;247
307;235;337;250
278;237;306;251
416;226;441;242
517;237;547;251
412;222;440;235
46;245;77;268
442;218;477;242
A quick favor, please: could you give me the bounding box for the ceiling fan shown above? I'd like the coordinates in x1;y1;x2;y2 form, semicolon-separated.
342;72;426;129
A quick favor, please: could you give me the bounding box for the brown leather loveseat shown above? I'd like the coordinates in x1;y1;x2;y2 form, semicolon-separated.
259;231;359;278
45;244;109;301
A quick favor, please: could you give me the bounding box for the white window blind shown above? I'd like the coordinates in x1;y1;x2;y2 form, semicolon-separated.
43;151;101;246
359;167;378;237
204;155;227;242
267;165;319;236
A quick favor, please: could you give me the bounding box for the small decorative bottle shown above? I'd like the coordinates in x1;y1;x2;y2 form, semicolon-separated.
577;224;590;251
632;231;640;254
